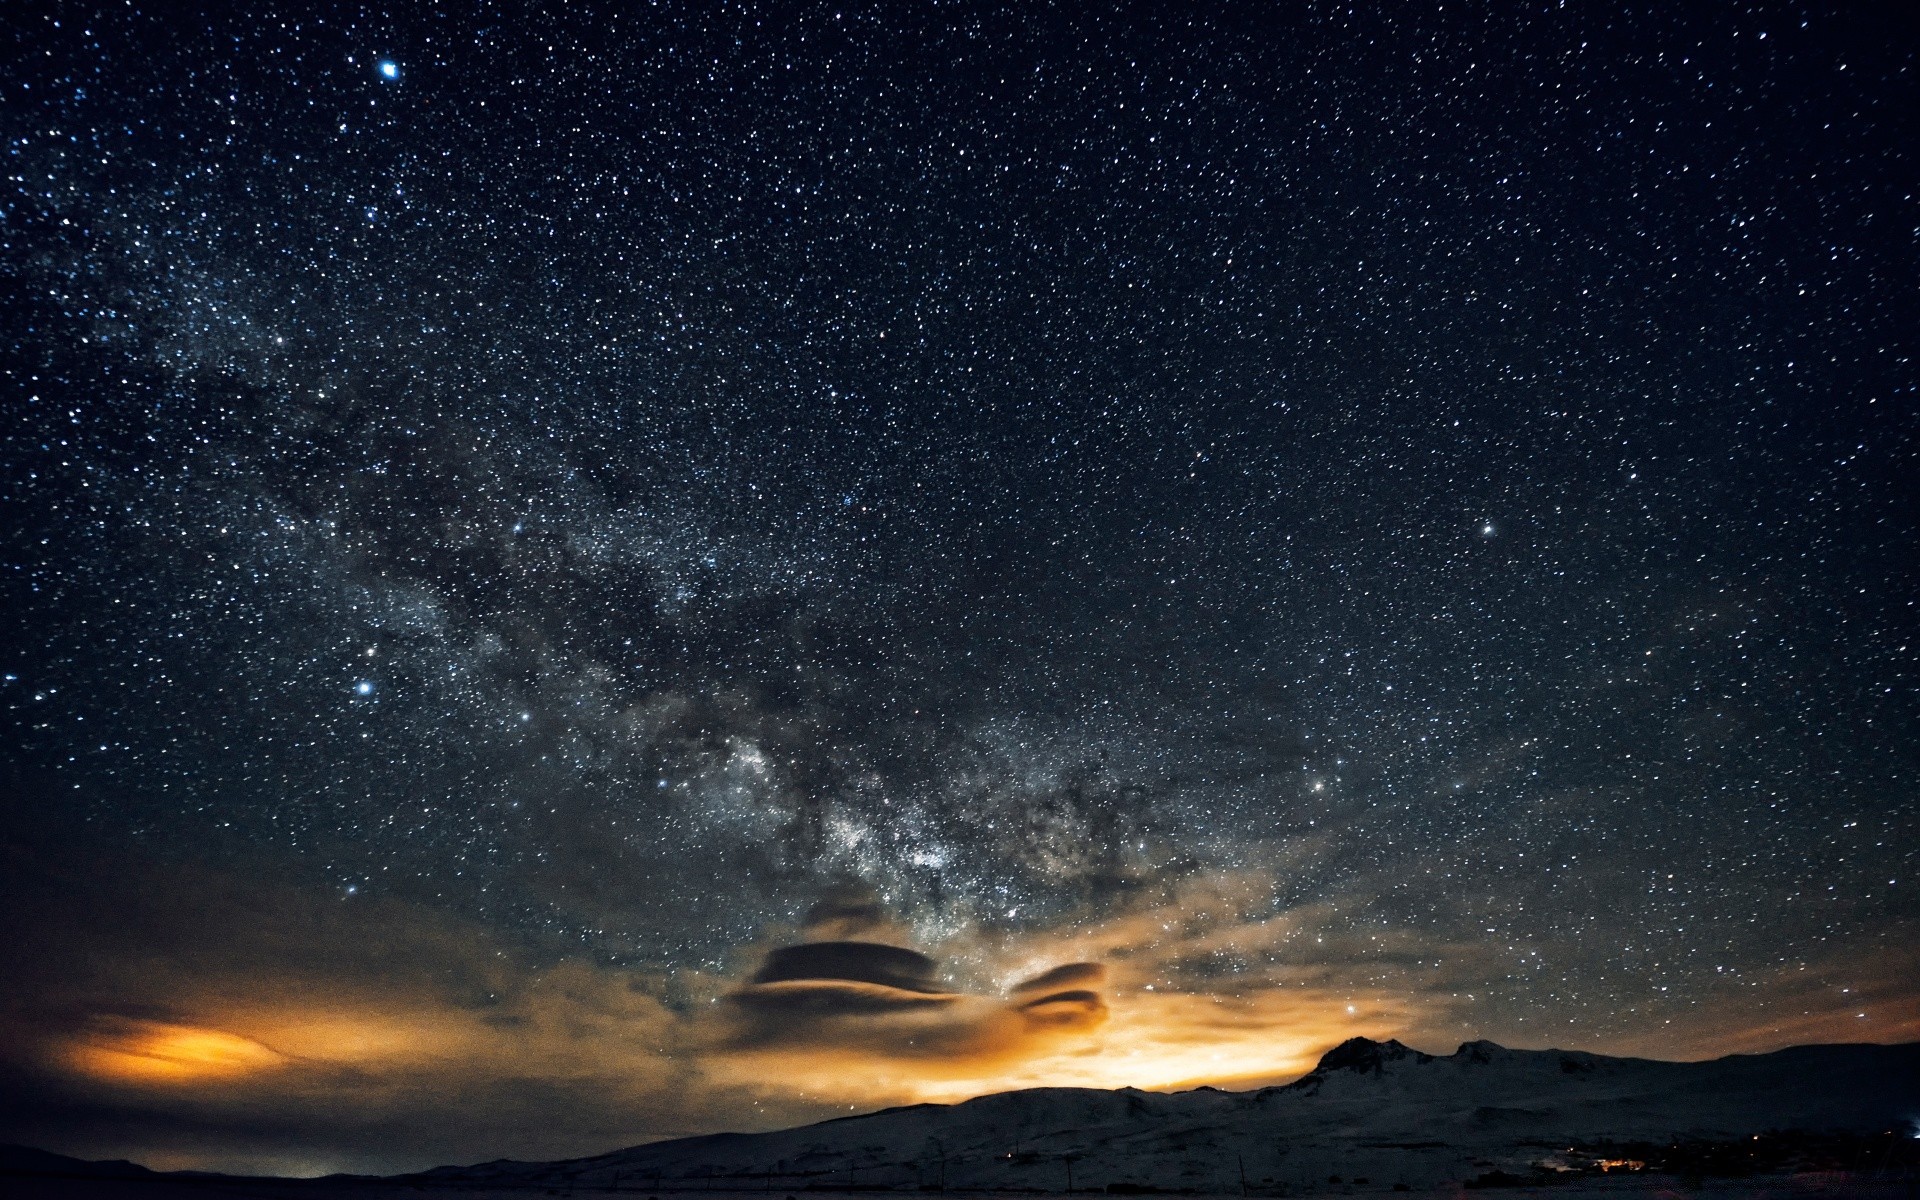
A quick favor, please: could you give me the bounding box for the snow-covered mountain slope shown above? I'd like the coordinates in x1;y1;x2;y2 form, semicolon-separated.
418;1039;1920;1192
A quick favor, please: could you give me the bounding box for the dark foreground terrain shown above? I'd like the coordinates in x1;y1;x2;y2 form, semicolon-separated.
4;1175;1918;1200
9;1038;1917;1198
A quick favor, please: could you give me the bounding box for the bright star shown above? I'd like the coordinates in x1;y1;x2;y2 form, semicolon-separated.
377;60;399;80
355;680;374;695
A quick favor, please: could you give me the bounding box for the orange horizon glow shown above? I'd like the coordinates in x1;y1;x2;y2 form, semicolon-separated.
62;1018;288;1084
33;866;1918;1176
701;975;1414;1111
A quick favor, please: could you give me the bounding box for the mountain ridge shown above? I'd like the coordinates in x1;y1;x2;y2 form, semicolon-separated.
415;1038;1920;1191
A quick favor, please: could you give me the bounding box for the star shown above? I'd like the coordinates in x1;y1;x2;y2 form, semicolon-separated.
4;0;1908;1173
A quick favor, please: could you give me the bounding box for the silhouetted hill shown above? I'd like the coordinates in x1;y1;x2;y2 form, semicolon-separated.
417;1038;1920;1192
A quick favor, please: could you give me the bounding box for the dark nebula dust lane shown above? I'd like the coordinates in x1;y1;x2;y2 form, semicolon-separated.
1;0;1915;1178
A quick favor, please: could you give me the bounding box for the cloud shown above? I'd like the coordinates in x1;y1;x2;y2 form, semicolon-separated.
797;885;898;941
7;818;1911;1178
0;825;722;1174
58;1018;289;1084
1011;961;1107;995
720;932;1109;1071
732;941;962;1021
751;942;949;993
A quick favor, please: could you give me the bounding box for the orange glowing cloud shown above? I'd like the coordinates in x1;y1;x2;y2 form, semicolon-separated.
22;862;1448;1141
694;865;1476;1111
19;834;1909;1179
61;1017;288;1084
706;954;1407;1110
722;939;1102;1056
696;876;1426;1112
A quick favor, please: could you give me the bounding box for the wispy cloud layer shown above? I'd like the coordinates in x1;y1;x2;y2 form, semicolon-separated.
6;832;1911;1177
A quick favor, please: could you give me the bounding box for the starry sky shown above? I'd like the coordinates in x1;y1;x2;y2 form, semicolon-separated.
2;0;1916;1179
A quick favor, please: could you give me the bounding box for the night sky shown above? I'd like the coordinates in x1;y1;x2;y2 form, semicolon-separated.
3;0;1916;1179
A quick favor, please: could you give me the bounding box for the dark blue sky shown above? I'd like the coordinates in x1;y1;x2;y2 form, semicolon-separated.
2;0;1914;1175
